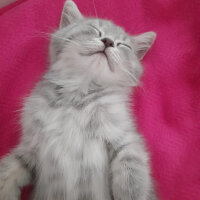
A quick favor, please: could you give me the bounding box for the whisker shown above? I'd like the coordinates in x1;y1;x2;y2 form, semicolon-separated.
36;31;54;38
117;59;139;83
138;82;146;93
109;50;139;83
28;31;54;39
119;65;139;83
51;35;80;46
35;31;79;46
92;0;100;27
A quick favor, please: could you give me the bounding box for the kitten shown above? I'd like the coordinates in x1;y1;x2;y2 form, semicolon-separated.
0;1;157;200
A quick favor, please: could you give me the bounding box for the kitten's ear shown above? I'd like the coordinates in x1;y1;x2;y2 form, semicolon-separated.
60;0;83;28
132;32;156;60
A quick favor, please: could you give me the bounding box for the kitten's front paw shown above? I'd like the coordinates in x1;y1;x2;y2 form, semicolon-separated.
0;191;19;200
0;182;20;200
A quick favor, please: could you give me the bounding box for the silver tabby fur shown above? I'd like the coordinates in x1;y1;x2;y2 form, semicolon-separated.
0;1;157;200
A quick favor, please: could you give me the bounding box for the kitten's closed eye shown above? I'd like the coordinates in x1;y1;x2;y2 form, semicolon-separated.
89;25;102;37
117;42;132;50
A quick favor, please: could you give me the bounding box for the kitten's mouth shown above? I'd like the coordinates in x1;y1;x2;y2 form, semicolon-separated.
80;50;114;72
80;50;105;56
95;51;108;59
93;51;114;72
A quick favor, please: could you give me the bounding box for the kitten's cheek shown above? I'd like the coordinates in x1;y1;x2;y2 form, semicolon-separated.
105;48;120;72
79;41;105;56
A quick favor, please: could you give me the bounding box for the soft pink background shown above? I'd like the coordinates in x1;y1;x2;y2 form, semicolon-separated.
0;0;200;199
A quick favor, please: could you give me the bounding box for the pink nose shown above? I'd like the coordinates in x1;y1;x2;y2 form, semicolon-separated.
101;38;114;48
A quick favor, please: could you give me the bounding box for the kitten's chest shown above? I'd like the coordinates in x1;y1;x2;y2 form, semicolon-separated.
36;99;128;195
39;125;109;190
38;98;129;159
37;130;109;199
39;104;110;165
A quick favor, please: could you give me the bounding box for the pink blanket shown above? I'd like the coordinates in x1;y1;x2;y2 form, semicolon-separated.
0;0;200;199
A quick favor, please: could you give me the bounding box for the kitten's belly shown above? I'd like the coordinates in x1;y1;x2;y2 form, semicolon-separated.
35;130;111;200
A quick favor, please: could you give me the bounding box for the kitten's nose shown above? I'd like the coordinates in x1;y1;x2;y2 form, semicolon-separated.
101;37;114;48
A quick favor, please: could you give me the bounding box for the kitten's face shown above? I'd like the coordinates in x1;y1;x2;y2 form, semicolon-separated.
50;0;156;88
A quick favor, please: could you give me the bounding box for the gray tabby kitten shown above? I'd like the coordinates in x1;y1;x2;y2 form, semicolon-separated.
0;1;157;200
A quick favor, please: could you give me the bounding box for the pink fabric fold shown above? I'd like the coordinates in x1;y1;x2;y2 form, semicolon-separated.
0;0;200;199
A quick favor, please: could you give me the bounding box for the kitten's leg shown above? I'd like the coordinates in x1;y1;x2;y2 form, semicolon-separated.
0;147;35;200
110;138;155;200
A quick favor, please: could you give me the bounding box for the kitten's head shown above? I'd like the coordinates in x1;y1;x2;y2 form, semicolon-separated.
50;0;156;90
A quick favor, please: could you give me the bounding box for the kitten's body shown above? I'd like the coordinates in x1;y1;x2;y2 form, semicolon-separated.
24;77;150;200
0;1;157;200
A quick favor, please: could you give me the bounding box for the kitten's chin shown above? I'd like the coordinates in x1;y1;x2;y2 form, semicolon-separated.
88;52;114;72
79;49;114;72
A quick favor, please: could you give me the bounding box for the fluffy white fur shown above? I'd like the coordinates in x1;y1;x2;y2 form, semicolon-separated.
0;1;157;200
